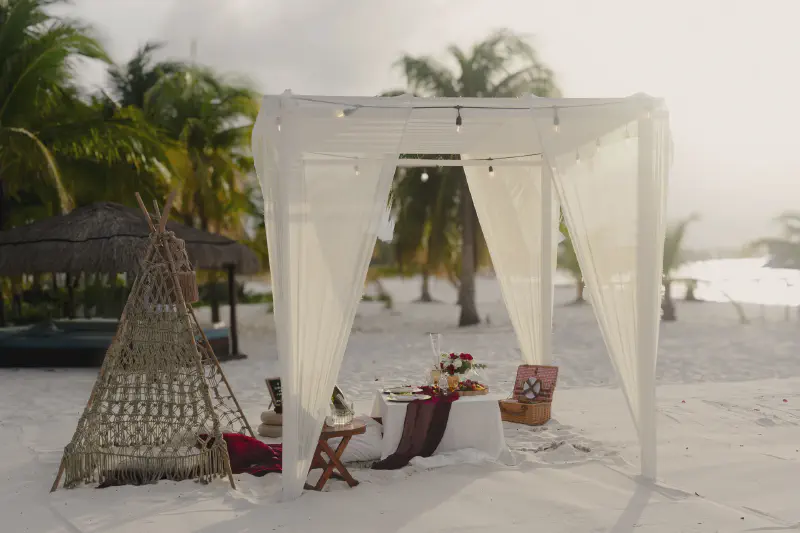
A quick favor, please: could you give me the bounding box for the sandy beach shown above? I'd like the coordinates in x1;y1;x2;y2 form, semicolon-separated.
1;276;798;532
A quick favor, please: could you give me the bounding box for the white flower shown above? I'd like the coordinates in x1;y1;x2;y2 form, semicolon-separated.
453;358;463;369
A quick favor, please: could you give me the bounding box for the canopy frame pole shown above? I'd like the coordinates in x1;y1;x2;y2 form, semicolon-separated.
636;111;658;480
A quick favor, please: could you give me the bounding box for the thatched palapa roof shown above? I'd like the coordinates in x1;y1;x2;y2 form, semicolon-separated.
0;202;260;275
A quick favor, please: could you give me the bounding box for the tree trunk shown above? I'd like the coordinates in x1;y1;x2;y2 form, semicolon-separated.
458;184;480;326
684;280;698;301
575;280;586;304
0;278;5;327
661;280;677;321
0;178;6;231
417;267;434;303
208;274;221;323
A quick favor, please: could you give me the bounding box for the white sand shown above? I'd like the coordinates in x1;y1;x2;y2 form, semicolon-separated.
2;276;799;532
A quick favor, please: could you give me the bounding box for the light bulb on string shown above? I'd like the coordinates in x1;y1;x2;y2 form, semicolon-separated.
276;117;281;131
575;151;581;164
488;158;495;178
354;165;360;176
596;137;602;152
336;109;345;118
421;170;429;182
455;106;462;133
552;107;560;133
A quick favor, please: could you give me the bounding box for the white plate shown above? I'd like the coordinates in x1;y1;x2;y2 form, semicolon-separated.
387;394;431;402
383;386;422;395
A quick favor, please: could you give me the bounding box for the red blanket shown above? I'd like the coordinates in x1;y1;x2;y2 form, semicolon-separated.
220;433;282;477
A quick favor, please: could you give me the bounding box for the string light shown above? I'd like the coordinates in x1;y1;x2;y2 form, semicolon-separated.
421;170;429;182
552;107;560;133
488;158;495;178
596;137;602;152
276;117;281;131
455;106;462;133
575;150;581;164
354;165;360;176
336;106;359;118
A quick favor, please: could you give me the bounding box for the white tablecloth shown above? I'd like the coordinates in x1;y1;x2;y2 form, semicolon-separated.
371;392;511;463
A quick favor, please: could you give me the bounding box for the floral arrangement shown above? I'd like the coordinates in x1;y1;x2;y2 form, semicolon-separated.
440;352;487;376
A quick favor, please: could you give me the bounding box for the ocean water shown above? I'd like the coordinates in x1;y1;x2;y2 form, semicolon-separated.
674;257;800;306
242;257;800;308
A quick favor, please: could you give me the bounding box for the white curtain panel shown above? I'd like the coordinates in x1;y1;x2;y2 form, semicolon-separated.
253;126;395;498
543;123;650;426
541;116;669;477
465;159;559;364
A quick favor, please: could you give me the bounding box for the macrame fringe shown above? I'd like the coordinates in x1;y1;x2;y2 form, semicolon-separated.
63;441;232;488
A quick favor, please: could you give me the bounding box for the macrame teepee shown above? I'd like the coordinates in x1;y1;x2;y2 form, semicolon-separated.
51;192;254;491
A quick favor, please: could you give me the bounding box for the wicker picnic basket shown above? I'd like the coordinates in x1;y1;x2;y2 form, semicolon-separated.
499;365;560;426
499;400;551;425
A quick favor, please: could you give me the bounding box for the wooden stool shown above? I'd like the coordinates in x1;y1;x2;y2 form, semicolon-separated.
305;420;366;491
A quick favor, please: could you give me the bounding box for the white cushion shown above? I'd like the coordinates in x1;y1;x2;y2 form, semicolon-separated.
260;411;282;425
257;423;282;438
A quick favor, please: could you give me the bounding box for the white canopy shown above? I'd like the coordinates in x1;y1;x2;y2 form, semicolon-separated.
252;92;670;500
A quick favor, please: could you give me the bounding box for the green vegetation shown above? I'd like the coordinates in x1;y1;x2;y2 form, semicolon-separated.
0;0;259;324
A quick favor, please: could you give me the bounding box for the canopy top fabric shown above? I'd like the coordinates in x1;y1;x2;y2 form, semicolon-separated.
258;92;664;156
0;202;260;275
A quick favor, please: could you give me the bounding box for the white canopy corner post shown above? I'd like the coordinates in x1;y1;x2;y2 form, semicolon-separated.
540;97;670;480
635;108;670;479
252;95;403;499
465;158;559;365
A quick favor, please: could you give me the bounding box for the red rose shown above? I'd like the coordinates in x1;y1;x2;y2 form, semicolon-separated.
460;353;473;361
446;364;455;375
449;353;458;359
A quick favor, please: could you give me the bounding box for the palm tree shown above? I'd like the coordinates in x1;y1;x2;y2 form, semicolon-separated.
751;211;800;270
662;214;700;321
557;218;585;304
144;66;259;321
389;161;460;302
144;66;258;234
0;0;171;228
388;29;559;325
107;42;183;109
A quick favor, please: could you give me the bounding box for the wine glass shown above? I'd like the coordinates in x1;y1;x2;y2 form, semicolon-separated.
429;332;442;367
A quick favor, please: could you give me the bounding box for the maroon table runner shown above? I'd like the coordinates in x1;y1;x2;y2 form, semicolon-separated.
372;387;459;470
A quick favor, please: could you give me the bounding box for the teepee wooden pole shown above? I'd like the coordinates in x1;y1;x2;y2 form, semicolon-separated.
159;190;177;233
135;193;156;232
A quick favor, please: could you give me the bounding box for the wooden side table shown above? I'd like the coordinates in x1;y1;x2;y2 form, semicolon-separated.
305;420;366;491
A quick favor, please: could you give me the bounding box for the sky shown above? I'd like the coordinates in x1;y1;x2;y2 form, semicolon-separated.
62;0;800;250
